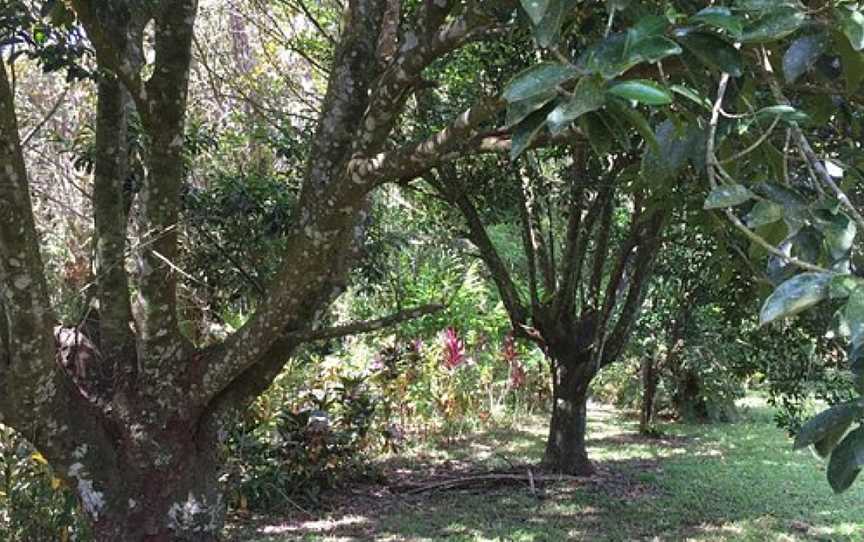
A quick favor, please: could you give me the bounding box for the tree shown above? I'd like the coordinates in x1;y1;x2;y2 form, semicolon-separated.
430;147;675;473
0;1;531;539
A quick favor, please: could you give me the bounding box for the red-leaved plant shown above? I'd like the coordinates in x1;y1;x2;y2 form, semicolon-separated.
440;327;466;370
502;332;525;389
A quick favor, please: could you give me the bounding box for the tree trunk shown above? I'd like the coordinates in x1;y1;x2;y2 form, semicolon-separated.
69;419;225;542
639;355;658;433
672;369;709;423
543;357;593;475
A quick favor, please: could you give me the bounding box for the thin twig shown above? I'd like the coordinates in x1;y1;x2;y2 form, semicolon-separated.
705;73;830;275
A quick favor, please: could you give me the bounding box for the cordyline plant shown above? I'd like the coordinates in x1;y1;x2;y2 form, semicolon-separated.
440;326;466;370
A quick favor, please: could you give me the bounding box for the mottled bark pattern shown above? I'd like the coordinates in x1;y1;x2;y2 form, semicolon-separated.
2;2;533;540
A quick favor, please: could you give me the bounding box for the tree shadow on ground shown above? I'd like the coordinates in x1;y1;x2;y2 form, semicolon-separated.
226;402;864;542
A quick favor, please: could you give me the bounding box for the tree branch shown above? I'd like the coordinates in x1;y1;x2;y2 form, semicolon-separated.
288;303;444;343
431;172;528;328
92;75;135;360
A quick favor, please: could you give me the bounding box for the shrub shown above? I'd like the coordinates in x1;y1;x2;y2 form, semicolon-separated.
0;425;91;542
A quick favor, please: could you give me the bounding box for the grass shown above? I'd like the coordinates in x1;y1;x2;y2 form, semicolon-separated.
229;397;864;541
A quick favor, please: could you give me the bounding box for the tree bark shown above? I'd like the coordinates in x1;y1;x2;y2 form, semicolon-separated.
542;354;594;475
73;419;225;542
639;355;658;433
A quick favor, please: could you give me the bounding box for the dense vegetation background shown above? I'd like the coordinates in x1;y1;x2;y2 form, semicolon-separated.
1;0;863;540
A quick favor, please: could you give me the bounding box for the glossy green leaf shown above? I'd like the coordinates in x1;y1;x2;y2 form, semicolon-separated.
783;34;827;83
608;99;659;153
828;426;864;493
631;15;668;40
740;8;806;43
759;272;832;325
503;62;578;103
815;212;857;261
642;120;703;179
830;275;864;300
676;31;743;77
794;401;863;450
546;77;605;134
533;0;569;48
608;80;673;105
521;0;551;25
634;36;683;63
835;29;864;92
746;200;784;228
670;84;711;109
755;105;810;124
691;7;744;36
579;113;614;157
704;184;754;209
577;32;641;79
511;107;549;161
837;8;864;51
506;91;557;127
734;0;798;13
845;287;864;347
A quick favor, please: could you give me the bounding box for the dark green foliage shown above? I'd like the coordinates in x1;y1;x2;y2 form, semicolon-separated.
0;426;91;541
224;370;378;510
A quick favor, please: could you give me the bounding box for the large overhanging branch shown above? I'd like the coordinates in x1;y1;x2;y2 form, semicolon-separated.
431;169;528;328
287;303;445;343
351;1;515;158
199;0;392;410
350;95;505;184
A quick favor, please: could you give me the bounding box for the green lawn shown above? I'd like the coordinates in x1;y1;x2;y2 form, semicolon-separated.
229;398;864;541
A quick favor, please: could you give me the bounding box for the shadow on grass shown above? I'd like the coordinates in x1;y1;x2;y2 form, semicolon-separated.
228;401;864;542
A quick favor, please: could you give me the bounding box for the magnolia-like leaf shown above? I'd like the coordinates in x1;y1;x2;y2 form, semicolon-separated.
506;91;557;127
837;8;864;51
794;401;863;450
704;184;754;209
546;76;606;133
835;28;864;93
511;107;549;160
845;287;864;348
740;8;806;43
746;200;784;228
815;211;857;262
783;34;827;83
831;275;864;300
759;272;832;325
533;0;569;48
734;0;798;13
521;0;551;25
608;80;673;105
828;426;864;493
642;120;702;179
503;62;578;103
691;7;744;36
608;99;659;152
756;105;810;123
635;36;683;63
676;31;743;77
671;84;711;109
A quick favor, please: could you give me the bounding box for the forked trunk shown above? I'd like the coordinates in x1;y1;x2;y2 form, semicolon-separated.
543;355;594;475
